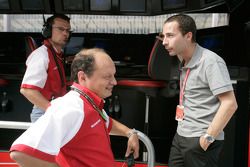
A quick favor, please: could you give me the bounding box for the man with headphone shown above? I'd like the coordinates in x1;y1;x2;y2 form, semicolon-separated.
20;14;71;122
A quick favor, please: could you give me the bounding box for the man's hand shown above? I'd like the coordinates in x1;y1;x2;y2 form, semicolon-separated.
199;135;211;151
125;129;139;158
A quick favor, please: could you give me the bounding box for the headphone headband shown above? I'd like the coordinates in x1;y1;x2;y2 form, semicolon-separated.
41;14;71;39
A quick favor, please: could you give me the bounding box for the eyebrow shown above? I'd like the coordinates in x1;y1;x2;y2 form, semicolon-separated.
155;33;164;41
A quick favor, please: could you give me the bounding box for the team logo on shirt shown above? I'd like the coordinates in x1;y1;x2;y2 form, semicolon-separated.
91;119;101;128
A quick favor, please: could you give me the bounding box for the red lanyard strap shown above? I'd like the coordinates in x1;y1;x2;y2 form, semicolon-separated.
179;68;190;105
45;43;65;88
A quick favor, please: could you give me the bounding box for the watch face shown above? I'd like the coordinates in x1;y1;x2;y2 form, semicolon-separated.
206;136;213;142
204;134;215;143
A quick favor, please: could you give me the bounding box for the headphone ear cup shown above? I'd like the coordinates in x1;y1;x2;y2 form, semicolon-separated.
42;23;52;39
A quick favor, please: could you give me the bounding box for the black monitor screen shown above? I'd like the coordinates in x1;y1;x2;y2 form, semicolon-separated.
64;37;84;56
205;0;219;3
20;0;44;10
63;0;84;11
197;26;230;60
162;0;186;10
90;0;111;11
86;34;155;66
94;39;110;50
120;0;146;12
198;34;224;51
0;0;10;10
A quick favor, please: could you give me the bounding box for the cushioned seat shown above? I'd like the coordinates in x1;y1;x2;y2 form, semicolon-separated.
24;36;38;57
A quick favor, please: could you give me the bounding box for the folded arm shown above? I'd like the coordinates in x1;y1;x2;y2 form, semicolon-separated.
20;88;49;111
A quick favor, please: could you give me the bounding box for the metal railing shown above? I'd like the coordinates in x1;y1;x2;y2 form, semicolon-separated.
0;121;155;167
0;121;31;130
136;130;155;167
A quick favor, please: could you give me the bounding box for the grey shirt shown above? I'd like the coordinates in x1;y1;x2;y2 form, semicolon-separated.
177;44;233;140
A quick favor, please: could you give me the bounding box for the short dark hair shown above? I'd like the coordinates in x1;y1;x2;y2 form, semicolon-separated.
164;14;197;42
46;14;70;26
70;48;107;83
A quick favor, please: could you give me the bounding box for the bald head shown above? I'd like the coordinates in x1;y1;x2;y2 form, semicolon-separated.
71;48;117;98
71;48;114;82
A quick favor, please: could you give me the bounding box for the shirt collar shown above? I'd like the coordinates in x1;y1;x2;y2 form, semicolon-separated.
182;43;203;69
43;39;62;55
72;82;104;110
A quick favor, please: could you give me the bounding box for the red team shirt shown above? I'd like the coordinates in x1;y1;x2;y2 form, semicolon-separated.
21;40;67;101
10;83;116;167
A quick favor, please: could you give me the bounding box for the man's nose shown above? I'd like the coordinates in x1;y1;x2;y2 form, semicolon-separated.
112;78;117;86
162;36;168;46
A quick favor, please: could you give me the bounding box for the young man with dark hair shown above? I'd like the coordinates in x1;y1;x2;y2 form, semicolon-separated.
160;14;237;167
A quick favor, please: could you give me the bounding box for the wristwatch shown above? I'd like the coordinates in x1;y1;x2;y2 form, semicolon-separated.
127;128;137;138
204;134;215;143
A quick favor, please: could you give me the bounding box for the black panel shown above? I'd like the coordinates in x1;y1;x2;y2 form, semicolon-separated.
0;0;51;13
64;36;85;56
0;0;239;14
62;0;84;11
0;0;10;10
203;0;225;5
120;0;146;12
197;26;232;65
20;0;44;10
81;33;155;67
225;0;245;12
162;0;186;10
54;0;85;14
19;0;51;13
205;0;218;3
90;0;111;11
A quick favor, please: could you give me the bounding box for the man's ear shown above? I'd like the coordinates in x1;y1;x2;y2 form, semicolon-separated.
186;32;193;41
77;71;86;82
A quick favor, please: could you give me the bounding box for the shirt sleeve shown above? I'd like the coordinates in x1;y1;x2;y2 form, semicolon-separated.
10;92;84;162
21;46;49;90
206;59;233;96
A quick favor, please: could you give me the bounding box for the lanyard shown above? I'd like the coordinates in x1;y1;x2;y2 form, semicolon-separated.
179;68;190;106
45;43;65;88
71;86;107;122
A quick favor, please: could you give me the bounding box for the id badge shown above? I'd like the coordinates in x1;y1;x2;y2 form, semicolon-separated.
175;105;184;121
